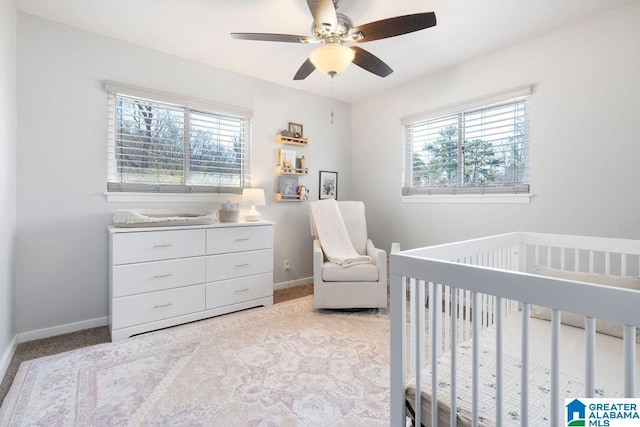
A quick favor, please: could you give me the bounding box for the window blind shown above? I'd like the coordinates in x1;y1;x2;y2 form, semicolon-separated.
106;82;252;194
402;86;531;196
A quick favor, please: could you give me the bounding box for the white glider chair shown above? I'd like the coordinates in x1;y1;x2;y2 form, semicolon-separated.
310;200;387;309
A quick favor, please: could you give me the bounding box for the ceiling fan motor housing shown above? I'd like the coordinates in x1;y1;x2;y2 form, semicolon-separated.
311;13;353;43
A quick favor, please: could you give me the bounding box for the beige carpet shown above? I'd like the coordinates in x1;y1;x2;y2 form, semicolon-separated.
0;295;391;426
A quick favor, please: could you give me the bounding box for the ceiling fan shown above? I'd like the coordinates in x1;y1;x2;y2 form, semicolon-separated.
231;0;436;80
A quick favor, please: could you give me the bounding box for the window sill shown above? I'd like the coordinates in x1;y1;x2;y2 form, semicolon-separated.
105;192;242;203
401;193;532;204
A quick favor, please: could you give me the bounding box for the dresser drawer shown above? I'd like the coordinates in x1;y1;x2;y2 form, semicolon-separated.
112;284;205;329
206;249;273;281
112;229;205;265
206;225;273;255
112;257;205;297
206;273;272;310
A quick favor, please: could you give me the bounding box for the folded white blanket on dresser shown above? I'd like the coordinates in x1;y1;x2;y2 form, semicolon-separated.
309;199;371;267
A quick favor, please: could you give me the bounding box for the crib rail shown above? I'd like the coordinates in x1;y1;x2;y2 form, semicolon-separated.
390;232;640;427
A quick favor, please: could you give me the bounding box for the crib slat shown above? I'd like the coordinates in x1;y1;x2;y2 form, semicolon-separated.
551;309;561;427
415;280;425;427
409;278;417;376
465;289;472;341
496;297;504;427
624;325;637;397
445;285;451;351
389;273;406;427
547;246;552;267
430;282;439;427
472;292;480;427
521;303;530;427
451;288;458;427
585;317;596;397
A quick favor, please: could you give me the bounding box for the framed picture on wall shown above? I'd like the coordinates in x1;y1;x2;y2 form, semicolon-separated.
319;170;338;200
288;122;303;138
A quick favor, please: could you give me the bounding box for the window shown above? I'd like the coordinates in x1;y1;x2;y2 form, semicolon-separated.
106;82;252;194
402;86;531;196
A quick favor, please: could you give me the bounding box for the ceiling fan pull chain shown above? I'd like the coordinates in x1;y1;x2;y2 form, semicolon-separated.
330;73;335;125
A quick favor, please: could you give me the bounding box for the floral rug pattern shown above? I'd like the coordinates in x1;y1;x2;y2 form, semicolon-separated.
0;296;390;426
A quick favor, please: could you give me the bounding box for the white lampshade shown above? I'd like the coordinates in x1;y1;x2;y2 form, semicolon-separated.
309;43;355;76
242;188;266;221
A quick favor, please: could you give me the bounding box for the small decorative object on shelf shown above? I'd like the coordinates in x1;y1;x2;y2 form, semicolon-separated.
278;148;296;172
279;176;299;197
288;122;303;138
297;185;310;200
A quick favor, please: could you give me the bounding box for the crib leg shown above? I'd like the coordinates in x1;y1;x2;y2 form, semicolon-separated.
390;273;407;427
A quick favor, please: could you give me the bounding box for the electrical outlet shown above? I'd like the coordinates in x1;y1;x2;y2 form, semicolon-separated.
283;259;291;271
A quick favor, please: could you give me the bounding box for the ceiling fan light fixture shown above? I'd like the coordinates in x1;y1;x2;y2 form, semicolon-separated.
309;43;354;76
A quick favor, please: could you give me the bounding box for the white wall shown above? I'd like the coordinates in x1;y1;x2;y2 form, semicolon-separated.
352;3;640;252
0;0;17;366
16;14;351;334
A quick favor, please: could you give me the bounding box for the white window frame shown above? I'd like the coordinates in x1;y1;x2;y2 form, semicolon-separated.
401;85;533;204
104;81;253;202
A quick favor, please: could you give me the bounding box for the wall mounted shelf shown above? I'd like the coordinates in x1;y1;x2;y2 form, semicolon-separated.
275;131;309;202
275;193;304;202
275;165;309;175
275;134;308;146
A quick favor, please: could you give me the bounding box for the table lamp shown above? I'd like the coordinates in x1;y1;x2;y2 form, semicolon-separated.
242;188;266;221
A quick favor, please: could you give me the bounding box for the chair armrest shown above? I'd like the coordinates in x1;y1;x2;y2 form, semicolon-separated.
313;239;325;281
366;239;387;282
366;239;386;265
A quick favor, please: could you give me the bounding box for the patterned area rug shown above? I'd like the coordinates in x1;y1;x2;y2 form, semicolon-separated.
0;296;391;426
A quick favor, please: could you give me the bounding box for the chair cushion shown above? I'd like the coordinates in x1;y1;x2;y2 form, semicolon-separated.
322;261;379;282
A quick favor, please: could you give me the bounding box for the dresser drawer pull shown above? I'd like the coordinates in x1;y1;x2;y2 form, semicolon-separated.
235;263;250;268
235;288;249;293
153;244;174;248
235;237;250;241
153;273;174;279
153;302;173;309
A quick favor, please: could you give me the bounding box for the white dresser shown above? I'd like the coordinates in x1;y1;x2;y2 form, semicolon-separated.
108;221;274;341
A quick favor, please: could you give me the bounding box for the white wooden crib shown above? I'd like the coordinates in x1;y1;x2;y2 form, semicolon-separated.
389;232;640;427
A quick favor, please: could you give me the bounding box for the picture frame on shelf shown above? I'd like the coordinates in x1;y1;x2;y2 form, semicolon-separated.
319;170;338;200
288;122;303;138
278;148;296;172
279;175;299;197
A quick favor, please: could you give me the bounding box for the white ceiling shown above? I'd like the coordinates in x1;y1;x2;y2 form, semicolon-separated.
14;0;640;103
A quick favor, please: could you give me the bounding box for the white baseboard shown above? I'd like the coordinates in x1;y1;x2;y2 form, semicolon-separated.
0;335;18;382
273;276;312;291
17;316;109;344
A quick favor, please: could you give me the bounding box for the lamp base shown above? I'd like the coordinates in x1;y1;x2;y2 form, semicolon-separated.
244;205;262;222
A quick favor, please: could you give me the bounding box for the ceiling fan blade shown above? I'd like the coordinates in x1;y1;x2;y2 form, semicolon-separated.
350;46;393;78
351;12;436;43
293;58;316;80
231;33;315;43
307;0;338;31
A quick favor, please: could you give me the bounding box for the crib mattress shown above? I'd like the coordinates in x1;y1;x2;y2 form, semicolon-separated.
406;313;639;426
